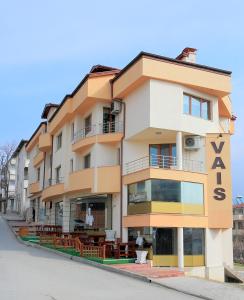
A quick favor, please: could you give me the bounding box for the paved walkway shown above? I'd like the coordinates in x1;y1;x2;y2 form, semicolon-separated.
0;215;196;300
112;262;184;278
153;277;244;300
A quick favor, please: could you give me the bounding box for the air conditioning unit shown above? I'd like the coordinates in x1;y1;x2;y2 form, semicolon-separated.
111;99;122;115
184;135;200;150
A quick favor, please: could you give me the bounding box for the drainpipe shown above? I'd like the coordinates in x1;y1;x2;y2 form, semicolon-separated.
111;80;125;241
120;101;125;241
50;135;54;183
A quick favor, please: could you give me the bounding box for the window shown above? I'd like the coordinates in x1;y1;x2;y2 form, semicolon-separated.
184;228;205;255
153;228;177;255
84;153;91;169
71;123;75;141
55;166;61;183
238;222;244;229
183;93;211;120
24;167;28;180
128;179;204;205
70;159;74;173
85;115;92;135
56;132;62;150
37;168;40;181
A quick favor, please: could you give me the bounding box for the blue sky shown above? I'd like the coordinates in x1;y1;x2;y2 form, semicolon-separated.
0;1;243;198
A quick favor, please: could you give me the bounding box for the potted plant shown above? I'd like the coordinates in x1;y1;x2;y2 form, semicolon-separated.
135;231;148;264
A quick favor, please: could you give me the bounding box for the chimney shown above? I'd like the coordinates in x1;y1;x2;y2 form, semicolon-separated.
176;47;197;63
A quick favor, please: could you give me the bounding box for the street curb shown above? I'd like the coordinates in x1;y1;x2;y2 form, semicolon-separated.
5;218;209;300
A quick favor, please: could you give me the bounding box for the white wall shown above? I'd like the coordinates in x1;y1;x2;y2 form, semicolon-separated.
150;80;220;136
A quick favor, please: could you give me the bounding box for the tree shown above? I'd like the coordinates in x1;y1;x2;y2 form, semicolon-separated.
0;142;16;213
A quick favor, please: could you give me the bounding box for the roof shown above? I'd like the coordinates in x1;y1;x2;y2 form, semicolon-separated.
233;203;244;208
12;140;28;158
49;68;119;123
25;122;47;148
49;50;232;125
111;51;232;83
41;103;59;119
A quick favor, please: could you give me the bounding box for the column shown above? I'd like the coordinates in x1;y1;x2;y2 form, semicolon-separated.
177;227;184;269
62;196;70;233
176;131;183;170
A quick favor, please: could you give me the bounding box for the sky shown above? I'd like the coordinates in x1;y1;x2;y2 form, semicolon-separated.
0;0;243;198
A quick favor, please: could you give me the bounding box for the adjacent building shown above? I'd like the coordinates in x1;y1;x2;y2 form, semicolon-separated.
25;48;234;281
12;140;29;216
233;203;244;263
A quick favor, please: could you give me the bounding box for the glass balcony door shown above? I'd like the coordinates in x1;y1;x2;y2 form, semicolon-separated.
150;144;176;168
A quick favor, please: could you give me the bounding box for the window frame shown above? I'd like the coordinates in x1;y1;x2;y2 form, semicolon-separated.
84;153;91;169
183;93;211;120
56;132;62;150
85;114;92;135
55;165;61;183
71;122;75;141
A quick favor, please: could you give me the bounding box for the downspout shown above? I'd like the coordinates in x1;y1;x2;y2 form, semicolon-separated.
120;101;126;240
50;135;54;182
110;79;125;241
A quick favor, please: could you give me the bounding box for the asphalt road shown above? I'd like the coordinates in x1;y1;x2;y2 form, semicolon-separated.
0;216;197;300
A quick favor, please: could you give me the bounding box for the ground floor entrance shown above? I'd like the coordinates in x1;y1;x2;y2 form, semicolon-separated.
69;195;112;233
128;227;205;267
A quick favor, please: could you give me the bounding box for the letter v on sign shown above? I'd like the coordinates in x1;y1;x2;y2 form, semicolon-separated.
211;141;224;154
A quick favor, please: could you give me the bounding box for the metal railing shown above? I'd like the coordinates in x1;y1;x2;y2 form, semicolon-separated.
124;155;204;175
45;177;64;188
73;121;123;143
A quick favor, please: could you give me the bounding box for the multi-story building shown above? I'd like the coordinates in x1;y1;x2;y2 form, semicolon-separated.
26;48;234;281
12;140;29;216
233;203;244;263
0;158;17;213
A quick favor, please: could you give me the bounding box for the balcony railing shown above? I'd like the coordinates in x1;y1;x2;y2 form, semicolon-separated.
124;155;204;175
73;121;123;143
44;177;64;188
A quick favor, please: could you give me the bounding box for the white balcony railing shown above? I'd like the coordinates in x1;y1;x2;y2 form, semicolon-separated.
44;177;64;188
124;155;204;175
73;121;123;144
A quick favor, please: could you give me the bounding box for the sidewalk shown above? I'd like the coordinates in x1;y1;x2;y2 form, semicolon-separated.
152;277;244;300
4;214;244;300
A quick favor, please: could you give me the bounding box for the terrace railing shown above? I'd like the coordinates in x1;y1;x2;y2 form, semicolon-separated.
124;155;204;175
73;121;123;144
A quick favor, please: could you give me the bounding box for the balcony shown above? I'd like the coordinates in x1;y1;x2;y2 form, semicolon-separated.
125;155;204;175
29;182;42;195
72;121;123;152
123;155;206;185
33;151;45;167
39;133;52;152
42;178;65;201
68;165;120;194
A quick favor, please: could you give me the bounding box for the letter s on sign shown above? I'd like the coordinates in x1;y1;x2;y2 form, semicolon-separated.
213;188;226;201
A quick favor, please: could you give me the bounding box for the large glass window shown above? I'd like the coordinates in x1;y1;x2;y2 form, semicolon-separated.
151;179;181;202
181;182;203;204
69;196;112;232
128;181;150;203
128;179;204;205
184;228;205;255
153;228;177;255
55;201;63;226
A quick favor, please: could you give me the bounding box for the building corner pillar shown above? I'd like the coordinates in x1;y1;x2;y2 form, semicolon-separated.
177;227;184;270
176;131;183;170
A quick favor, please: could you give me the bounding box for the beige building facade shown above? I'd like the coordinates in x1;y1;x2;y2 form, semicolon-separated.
25;48;234;281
